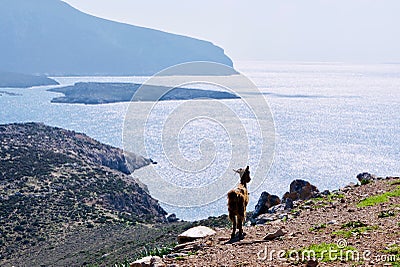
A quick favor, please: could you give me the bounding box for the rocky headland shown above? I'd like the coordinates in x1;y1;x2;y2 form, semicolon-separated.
0;123;166;264
0;71;59;88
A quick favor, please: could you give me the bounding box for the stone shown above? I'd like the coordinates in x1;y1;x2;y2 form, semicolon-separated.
322;190;330;196
177;226;216;244
283;180;319;201
255;213;277;224
306;259;318;267
130;256;165;267
268;203;286;214
253;191;281;218
278;213;288;220
291;180;319;200
284;198;294;210
356;172;376;182
263;229;286;240
166;213;179;223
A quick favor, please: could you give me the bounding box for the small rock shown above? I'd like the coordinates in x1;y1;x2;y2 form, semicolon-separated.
130;256;165;267
177;226;216;244
278;213;288;220
263;228;286;240
305;259;318;267
327;220;337;225
268;203;286;213
255;213;277;224
356;172;376;183
321;190;330;196
166;213;179;223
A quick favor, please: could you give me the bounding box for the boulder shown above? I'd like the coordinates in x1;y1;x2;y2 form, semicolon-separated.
130;256;165;267
166;213;179;223
263;229;286;240
356;172;376;183
177;226;216;244
253;191;281;218
283;180;319;201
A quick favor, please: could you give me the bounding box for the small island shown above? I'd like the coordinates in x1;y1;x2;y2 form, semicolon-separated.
0;71;59;88
48;82;239;104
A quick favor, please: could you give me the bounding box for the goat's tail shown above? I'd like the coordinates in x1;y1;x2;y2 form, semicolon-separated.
227;190;238;216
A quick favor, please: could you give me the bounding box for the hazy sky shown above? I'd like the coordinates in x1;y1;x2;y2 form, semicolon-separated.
63;0;400;63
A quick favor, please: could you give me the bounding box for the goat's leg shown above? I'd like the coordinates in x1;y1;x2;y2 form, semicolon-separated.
229;213;236;239
238;216;244;239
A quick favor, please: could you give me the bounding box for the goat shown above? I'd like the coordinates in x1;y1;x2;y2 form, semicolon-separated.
227;165;251;240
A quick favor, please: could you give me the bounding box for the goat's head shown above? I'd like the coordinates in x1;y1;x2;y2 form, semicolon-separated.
234;166;251;185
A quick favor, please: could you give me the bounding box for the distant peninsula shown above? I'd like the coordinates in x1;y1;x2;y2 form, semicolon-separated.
48;82;239;104
0;0;235;76
0;71;59;88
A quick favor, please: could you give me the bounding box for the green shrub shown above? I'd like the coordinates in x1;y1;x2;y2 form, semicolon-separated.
341;221;367;228
360;179;371;185
378;210;395;218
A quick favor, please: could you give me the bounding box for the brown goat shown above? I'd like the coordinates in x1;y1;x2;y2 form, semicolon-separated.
227;166;251;240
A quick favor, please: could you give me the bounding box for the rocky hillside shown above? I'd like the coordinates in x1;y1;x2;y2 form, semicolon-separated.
0;123;167;262
0;0;235;76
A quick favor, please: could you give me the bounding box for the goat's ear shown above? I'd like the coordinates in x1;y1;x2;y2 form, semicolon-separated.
233;169;238;173
246;166;249;171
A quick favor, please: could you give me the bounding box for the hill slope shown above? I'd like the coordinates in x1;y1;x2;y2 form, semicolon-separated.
0;71;59;88
0;0;234;76
163;178;400;266
0;123;167;261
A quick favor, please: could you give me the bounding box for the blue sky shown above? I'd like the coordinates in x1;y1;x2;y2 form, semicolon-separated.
63;0;400;63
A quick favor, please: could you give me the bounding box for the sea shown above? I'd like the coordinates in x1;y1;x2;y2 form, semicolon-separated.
1;61;399;220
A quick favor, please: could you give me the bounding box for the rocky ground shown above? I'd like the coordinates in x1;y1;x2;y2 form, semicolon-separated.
162;177;400;267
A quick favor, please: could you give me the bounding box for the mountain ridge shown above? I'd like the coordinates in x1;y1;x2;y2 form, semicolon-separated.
0;0;235;76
